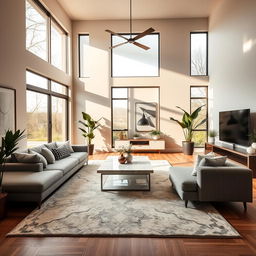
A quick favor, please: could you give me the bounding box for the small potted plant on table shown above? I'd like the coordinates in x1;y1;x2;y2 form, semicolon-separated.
0;130;25;219
208;130;217;144
170;105;206;155
79;112;102;155
150;130;161;140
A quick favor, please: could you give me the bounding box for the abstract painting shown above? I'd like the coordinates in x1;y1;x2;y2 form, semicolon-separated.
135;102;157;132
0;86;16;140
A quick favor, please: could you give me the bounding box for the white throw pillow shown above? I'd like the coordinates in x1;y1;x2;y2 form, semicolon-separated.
28;149;48;168
57;141;74;153
191;152;215;176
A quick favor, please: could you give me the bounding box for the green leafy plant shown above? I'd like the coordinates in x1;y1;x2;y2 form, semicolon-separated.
116;144;132;154
150;130;161;136
170;105;206;142
209;130;218;138
133;133;140;137
79;112;102;145
0;130;26;192
249;129;256;143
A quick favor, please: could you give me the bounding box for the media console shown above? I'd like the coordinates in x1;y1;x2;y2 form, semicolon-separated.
115;139;165;153
205;142;256;177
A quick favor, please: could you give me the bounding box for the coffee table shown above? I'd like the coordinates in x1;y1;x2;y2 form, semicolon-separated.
97;156;154;191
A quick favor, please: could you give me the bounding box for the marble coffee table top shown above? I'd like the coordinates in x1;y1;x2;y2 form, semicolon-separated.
97;156;154;174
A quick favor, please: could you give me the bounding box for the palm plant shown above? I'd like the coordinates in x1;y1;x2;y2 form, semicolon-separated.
170;105;206;142
0;130;25;193
78;112;102;145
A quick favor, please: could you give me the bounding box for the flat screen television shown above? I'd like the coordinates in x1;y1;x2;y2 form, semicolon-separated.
219;109;250;146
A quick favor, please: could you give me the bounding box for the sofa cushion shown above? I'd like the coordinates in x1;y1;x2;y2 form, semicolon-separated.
52;145;71;160
41;147;55;164
44;142;57;151
45;157;79;174
192;152;215;176
28;149;48;168
70;152;87;163
13;153;41;164
57;141;74;153
169;166;197;192
2;170;63;193
29;144;45;154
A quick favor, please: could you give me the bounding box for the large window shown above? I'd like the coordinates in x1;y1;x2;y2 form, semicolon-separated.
78;34;90;77
26;70;69;147
111;88;128;147
190;32;208;76
190;86;208;147
26;0;68;72
111;33;160;77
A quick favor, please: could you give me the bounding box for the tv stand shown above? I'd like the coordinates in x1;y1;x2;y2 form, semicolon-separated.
205;143;256;177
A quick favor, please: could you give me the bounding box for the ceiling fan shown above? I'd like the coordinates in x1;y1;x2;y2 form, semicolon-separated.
105;0;155;50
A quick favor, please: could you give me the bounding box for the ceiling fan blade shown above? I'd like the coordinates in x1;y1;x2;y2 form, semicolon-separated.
133;27;155;41
105;29;128;41
133;41;150;50
110;41;129;49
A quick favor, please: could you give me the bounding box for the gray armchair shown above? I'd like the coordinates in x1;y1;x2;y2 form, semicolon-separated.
169;161;253;209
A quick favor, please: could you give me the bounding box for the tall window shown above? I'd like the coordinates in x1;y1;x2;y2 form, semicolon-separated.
190;86;208;147
78;34;90;77
26;70;69;147
111;88;128;146
25;0;68;72
190;32;208;76
111;33;160;77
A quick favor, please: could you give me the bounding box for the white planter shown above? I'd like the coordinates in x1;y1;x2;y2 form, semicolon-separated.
252;142;256;149
208;137;215;144
152;135;160;140
247;146;255;154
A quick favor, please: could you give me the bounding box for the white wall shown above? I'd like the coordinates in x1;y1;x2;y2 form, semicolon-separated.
209;0;256;132
72;18;209;152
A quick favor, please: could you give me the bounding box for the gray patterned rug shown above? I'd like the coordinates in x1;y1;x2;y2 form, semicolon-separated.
7;160;239;237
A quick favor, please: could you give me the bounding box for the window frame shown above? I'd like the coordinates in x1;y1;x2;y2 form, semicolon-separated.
26;0;68;73
26;69;69;144
110;32;160;78
190;85;208;148
78;34;90;78
190;32;208;77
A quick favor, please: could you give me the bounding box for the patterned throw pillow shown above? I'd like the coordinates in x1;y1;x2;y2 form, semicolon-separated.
51;144;71;160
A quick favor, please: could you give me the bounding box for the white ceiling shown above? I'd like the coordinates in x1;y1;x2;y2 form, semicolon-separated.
57;0;219;21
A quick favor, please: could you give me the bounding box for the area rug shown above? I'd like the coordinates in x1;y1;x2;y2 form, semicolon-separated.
7;160;239;237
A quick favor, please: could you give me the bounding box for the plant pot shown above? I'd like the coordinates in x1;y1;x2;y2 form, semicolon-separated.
0;193;7;219
152;135;160;140
118;154;127;164
252;143;256;150
88;144;94;155
208;137;215;144
182;141;194;155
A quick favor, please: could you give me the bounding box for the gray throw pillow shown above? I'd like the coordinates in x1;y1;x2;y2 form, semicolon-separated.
57;141;74;153
44;142;57;151
203;156;227;167
12;153;41;163
52;144;71;160
41;147;55;164
192;152;215;176
28;149;47;168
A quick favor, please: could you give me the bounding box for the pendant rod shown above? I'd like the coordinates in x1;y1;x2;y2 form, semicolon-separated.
130;0;132;38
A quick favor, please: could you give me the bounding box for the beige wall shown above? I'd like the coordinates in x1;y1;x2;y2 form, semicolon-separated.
209;0;256;135
0;0;72;149
72;18;209;152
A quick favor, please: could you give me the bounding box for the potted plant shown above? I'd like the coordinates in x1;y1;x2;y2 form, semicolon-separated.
249;129;256;150
208;130;217;144
116;144;133;164
79;112;102;155
133;133;140;140
170;105;206;155
0;129;25;219
150;130;161;140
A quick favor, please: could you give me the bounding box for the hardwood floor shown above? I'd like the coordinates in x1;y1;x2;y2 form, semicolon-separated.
0;152;256;256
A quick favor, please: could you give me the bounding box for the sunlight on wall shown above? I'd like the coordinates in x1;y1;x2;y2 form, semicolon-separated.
243;37;256;53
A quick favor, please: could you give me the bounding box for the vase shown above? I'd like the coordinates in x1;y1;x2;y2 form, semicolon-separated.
152;135;160;140
252;143;256;150
208;137;215;144
247;146;255;154
125;153;133;164
118;154;127;164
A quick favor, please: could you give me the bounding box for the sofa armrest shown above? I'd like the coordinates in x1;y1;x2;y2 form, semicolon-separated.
197;166;253;202
71;145;88;152
1;163;43;172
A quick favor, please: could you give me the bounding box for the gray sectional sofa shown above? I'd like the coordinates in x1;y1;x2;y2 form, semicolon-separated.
169;160;253;209
2;143;88;207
